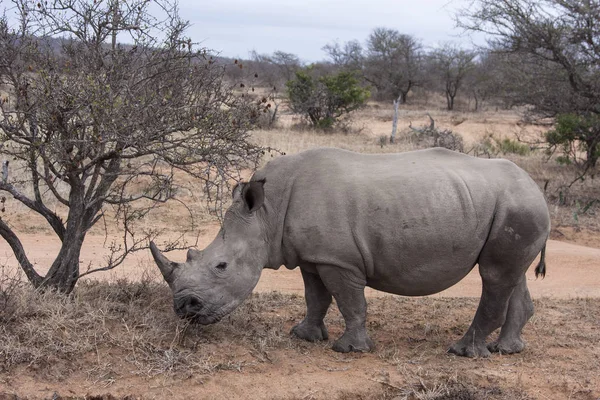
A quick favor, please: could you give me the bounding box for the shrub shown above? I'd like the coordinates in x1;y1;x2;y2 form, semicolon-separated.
546;113;600;168
472;134;530;157
286;69;370;129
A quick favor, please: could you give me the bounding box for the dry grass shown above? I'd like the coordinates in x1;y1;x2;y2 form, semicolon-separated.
0;274;297;378
1;275;599;399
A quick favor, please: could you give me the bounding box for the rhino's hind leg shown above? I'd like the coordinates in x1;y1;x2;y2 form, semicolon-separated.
448;280;514;358
291;267;332;342
316;265;374;353
450;210;545;358
487;277;533;354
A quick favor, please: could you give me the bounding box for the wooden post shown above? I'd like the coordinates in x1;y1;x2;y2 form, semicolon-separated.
390;94;402;144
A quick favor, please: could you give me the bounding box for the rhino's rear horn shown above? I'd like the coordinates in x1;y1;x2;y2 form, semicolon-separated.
150;241;176;283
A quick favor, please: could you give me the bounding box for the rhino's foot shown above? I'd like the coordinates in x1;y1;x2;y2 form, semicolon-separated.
487;338;525;354
332;332;374;353
291;320;328;342
448;341;491;358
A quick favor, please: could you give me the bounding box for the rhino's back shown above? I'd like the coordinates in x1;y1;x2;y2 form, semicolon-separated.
255;148;548;296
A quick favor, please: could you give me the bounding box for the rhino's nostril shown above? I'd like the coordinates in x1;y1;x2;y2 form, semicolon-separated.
188;297;201;308
175;296;203;317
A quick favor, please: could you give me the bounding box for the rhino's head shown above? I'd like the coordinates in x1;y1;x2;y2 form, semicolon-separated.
150;180;268;324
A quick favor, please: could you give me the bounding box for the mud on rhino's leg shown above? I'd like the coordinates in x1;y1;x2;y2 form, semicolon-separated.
291;267;332;342
487;277;534;354
316;264;374;353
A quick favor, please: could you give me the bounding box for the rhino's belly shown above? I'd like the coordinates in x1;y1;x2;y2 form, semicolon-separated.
366;260;478;296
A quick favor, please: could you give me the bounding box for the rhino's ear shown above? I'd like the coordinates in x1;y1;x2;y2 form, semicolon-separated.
242;178;266;212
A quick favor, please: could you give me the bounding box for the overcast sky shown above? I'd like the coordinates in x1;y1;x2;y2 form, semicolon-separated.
176;0;480;62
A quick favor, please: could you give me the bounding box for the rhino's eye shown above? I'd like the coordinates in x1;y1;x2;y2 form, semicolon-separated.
215;262;228;270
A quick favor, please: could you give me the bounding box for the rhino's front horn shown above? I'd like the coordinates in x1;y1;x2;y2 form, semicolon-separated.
150;241;176;283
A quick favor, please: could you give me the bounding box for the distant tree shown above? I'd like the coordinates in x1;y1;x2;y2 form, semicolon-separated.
431;45;477;110
363;28;423;104
361;28;424;143
286;69;370;129
249;50;302;88
322;40;364;72
459;0;600;170
0;0;266;293
464;51;503;111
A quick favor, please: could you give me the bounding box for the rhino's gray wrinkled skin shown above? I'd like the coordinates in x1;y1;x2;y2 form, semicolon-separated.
151;147;550;357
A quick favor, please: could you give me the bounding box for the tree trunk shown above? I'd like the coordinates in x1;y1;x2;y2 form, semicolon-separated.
400;91;408;104
40;181;88;293
446;90;455;110
585;136;599;168
390;94;402;144
269;103;279;126
41;235;85;293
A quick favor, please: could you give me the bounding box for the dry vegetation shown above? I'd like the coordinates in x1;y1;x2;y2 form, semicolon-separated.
0;271;599;399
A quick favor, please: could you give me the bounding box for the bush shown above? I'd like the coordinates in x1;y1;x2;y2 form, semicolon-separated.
406;115;464;152
546;113;600;168
286;69;370;129
496;137;530;156
472;134;529;157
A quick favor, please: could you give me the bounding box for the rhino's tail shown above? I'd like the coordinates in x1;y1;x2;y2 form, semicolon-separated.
534;243;547;279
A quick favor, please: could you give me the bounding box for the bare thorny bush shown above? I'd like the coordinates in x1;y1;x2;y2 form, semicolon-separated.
0;0;269;293
405;114;464;153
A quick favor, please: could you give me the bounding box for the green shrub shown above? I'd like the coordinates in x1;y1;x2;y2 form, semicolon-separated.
286;69;370;129
546;113;600;168
473;134;530;157
496;138;530;156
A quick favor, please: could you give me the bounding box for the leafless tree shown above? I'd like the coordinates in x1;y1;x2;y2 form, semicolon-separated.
431;44;477;110
249;50;302;89
0;0;267;293
322;40;364;71
464;51;503;111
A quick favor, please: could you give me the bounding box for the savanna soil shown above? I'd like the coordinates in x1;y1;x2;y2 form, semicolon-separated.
1;105;600;399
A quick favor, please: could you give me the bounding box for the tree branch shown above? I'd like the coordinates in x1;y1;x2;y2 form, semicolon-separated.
0;181;66;241
0;218;43;286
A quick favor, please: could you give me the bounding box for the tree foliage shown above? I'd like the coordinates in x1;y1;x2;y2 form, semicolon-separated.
547;113;600;168
0;0;266;293
363;28;423;103
286;69;369;129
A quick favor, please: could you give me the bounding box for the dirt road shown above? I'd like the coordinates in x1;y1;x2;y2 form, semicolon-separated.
3;227;599;298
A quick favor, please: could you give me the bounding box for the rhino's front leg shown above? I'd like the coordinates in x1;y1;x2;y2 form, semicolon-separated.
317;265;374;353
291;267;332;342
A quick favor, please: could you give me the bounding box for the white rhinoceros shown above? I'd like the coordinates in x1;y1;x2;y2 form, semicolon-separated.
151;147;550;357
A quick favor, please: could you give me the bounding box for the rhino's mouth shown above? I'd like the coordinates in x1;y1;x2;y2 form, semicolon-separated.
175;301;239;325
174;284;258;324
187;313;223;325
